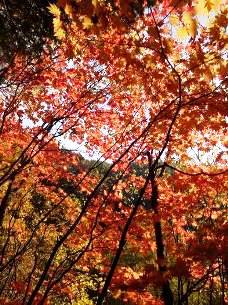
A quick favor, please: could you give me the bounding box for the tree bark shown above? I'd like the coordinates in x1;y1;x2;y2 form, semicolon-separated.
151;179;173;305
0;178;14;227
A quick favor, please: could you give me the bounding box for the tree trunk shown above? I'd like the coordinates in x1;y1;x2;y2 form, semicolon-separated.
150;177;173;305
0;178;14;227
153;210;173;305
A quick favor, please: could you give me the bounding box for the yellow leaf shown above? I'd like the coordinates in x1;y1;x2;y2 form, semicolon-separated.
64;3;73;18
204;0;214;12
182;11;197;38
212;0;222;10
92;0;98;7
53;17;61;31
53;17;66;39
55;28;66;40
182;11;193;25
48;3;61;17
169;14;179;26
195;0;208;15
195;0;221;15
176;26;189;40
82;16;93;29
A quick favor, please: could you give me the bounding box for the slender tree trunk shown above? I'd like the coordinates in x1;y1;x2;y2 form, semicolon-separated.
209;277;214;305
146;150;173;305
153;209;173;305
0;178;14;227
149;172;173;305
177;276;184;305
220;260;225;305
96;173;151;305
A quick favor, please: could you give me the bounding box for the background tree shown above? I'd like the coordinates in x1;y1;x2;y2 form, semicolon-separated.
0;0;56;79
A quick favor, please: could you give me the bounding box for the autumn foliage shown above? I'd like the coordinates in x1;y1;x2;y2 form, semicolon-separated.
0;1;227;305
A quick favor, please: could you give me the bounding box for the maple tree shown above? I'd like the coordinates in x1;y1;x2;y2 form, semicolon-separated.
0;0;227;305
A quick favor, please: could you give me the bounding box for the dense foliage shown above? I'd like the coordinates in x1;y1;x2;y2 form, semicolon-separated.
0;1;227;305
0;0;55;76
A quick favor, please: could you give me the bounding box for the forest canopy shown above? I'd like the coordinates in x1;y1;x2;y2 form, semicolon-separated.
0;1;227;305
